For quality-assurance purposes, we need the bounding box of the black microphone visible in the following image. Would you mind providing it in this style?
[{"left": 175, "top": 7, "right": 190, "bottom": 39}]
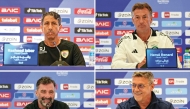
[{"left": 50, "top": 42, "right": 70, "bottom": 66}]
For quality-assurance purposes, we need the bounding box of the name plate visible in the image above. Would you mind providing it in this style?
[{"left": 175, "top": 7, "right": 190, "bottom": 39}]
[
  {"left": 146, "top": 48, "right": 177, "bottom": 68},
  {"left": 3, "top": 43, "right": 38, "bottom": 66}
]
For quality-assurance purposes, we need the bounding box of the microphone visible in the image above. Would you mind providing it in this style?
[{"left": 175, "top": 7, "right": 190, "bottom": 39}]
[{"left": 50, "top": 41, "right": 70, "bottom": 66}]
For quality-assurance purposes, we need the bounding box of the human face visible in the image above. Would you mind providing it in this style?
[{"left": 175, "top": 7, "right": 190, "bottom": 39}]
[
  {"left": 40, "top": 15, "right": 62, "bottom": 41},
  {"left": 132, "top": 8, "right": 152, "bottom": 33},
  {"left": 36, "top": 83, "right": 55, "bottom": 108},
  {"left": 132, "top": 77, "right": 154, "bottom": 103}
]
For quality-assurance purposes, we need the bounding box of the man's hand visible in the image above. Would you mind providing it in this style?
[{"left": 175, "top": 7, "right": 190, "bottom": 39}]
[{"left": 137, "top": 57, "right": 146, "bottom": 69}]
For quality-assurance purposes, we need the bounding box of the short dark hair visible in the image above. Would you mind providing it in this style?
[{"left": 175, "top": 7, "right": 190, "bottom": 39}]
[
  {"left": 41, "top": 11, "right": 61, "bottom": 25},
  {"left": 132, "top": 2, "right": 152, "bottom": 16},
  {"left": 36, "top": 76, "right": 56, "bottom": 89}
]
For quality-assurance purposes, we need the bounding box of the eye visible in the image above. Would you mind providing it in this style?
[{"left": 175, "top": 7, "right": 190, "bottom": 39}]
[{"left": 138, "top": 84, "right": 144, "bottom": 88}]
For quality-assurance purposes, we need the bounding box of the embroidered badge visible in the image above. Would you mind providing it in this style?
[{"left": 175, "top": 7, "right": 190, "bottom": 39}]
[{"left": 61, "top": 50, "right": 69, "bottom": 58}]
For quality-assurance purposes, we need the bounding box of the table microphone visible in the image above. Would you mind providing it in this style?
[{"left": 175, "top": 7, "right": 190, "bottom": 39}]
[{"left": 50, "top": 42, "right": 69, "bottom": 66}]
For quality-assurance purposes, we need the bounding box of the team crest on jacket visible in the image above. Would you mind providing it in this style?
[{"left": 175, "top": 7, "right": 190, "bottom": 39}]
[{"left": 61, "top": 50, "right": 69, "bottom": 58}]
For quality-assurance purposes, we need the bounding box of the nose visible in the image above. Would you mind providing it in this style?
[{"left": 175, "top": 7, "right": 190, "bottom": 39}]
[
  {"left": 48, "top": 24, "right": 53, "bottom": 30},
  {"left": 139, "top": 17, "right": 144, "bottom": 23}
]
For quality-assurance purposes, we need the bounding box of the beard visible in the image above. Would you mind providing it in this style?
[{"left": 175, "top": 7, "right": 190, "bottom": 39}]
[
  {"left": 40, "top": 97, "right": 54, "bottom": 108},
  {"left": 133, "top": 92, "right": 143, "bottom": 102}
]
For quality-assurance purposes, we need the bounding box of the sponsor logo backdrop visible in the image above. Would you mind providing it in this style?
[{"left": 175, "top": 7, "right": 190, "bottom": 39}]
[
  {"left": 96, "top": 70, "right": 190, "bottom": 109},
  {"left": 0, "top": 0, "right": 95, "bottom": 65},
  {"left": 0, "top": 71, "right": 94, "bottom": 109},
  {"left": 96, "top": 0, "right": 190, "bottom": 69}
]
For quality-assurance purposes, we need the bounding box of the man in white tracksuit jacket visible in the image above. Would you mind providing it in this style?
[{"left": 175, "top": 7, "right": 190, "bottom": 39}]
[
  {"left": 111, "top": 2, "right": 182, "bottom": 69},
  {"left": 111, "top": 28, "right": 182, "bottom": 69}
]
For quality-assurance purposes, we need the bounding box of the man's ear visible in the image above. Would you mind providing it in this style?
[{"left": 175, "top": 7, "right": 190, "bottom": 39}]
[
  {"left": 35, "top": 90, "right": 38, "bottom": 97},
  {"left": 59, "top": 24, "right": 62, "bottom": 31}
]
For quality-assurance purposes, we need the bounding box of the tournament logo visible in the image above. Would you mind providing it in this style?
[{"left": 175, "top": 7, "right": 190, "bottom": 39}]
[{"left": 61, "top": 50, "right": 69, "bottom": 58}]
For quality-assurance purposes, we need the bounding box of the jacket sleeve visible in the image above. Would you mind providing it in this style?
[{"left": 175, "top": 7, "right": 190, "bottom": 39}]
[
  {"left": 165, "top": 35, "right": 182, "bottom": 68},
  {"left": 168, "top": 103, "right": 174, "bottom": 109},
  {"left": 72, "top": 43, "right": 86, "bottom": 66},
  {"left": 111, "top": 38, "right": 139, "bottom": 69}
]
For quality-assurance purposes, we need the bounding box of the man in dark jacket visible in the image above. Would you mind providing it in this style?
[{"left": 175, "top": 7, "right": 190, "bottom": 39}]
[
  {"left": 38, "top": 11, "right": 85, "bottom": 66},
  {"left": 116, "top": 72, "right": 174, "bottom": 109},
  {"left": 24, "top": 77, "right": 69, "bottom": 109}
]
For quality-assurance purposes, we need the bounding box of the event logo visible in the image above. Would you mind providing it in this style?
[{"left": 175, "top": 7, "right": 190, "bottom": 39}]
[
  {"left": 162, "top": 21, "right": 182, "bottom": 27},
  {"left": 0, "top": 26, "right": 20, "bottom": 33},
  {"left": 96, "top": 47, "right": 112, "bottom": 54},
  {"left": 60, "top": 93, "right": 80, "bottom": 99},
  {"left": 0, "top": 35, "right": 20, "bottom": 42},
  {"left": 114, "top": 98, "right": 129, "bottom": 104},
  {"left": 14, "top": 84, "right": 34, "bottom": 90},
  {"left": 96, "top": 21, "right": 111, "bottom": 27},
  {"left": 0, "top": 17, "right": 20, "bottom": 24},
  {"left": 96, "top": 79, "right": 111, "bottom": 85},
  {"left": 166, "top": 88, "right": 187, "bottom": 95},
  {"left": 24, "top": 27, "right": 42, "bottom": 34},
  {"left": 75, "top": 27, "right": 94, "bottom": 34},
  {"left": 154, "top": 78, "right": 162, "bottom": 85},
  {"left": 185, "top": 12, "right": 190, "bottom": 18},
  {"left": 152, "top": 12, "right": 158, "bottom": 18},
  {"left": 96, "top": 88, "right": 111, "bottom": 95},
  {"left": 96, "top": 98, "right": 111, "bottom": 105},
  {"left": 114, "top": 88, "right": 132, "bottom": 95},
  {"left": 96, "top": 12, "right": 111, "bottom": 18},
  {"left": 162, "top": 12, "right": 182, "bottom": 18},
  {"left": 114, "top": 78, "right": 132, "bottom": 85},
  {"left": 79, "top": 46, "right": 91, "bottom": 52},
  {"left": 96, "top": 56, "right": 112, "bottom": 62},
  {"left": 74, "top": 37, "right": 94, "bottom": 43},
  {"left": 62, "top": 101, "right": 80, "bottom": 108},
  {"left": 49, "top": 8, "right": 71, "bottom": 15},
  {"left": 0, "top": 102, "right": 11, "bottom": 108},
  {"left": 153, "top": 88, "right": 162, "bottom": 95},
  {"left": 23, "top": 36, "right": 44, "bottom": 43},
  {"left": 96, "top": 30, "right": 111, "bottom": 36},
  {"left": 185, "top": 20, "right": 190, "bottom": 27},
  {"left": 166, "top": 78, "right": 187, "bottom": 85},
  {"left": 24, "top": 17, "right": 41, "bottom": 24},
  {"left": 83, "top": 92, "right": 94, "bottom": 99},
  {"left": 61, "top": 18, "right": 70, "bottom": 24},
  {"left": 61, "top": 84, "right": 80, "bottom": 90},
  {"left": 0, "top": 84, "right": 11, "bottom": 89},
  {"left": 176, "top": 47, "right": 182, "bottom": 54},
  {"left": 59, "top": 36, "right": 70, "bottom": 41},
  {"left": 0, "top": 7, "right": 20, "bottom": 14},
  {"left": 114, "top": 21, "right": 134, "bottom": 28},
  {"left": 115, "top": 12, "right": 131, "bottom": 18},
  {"left": 59, "top": 27, "right": 70, "bottom": 33},
  {"left": 14, "top": 92, "right": 34, "bottom": 99},
  {"left": 151, "top": 21, "right": 159, "bottom": 27},
  {"left": 114, "top": 30, "right": 134, "bottom": 36},
  {"left": 14, "top": 101, "right": 32, "bottom": 107},
  {"left": 74, "top": 18, "right": 94, "bottom": 25},
  {"left": 83, "top": 84, "right": 94, "bottom": 90},
  {"left": 0, "top": 93, "right": 11, "bottom": 98},
  {"left": 83, "top": 101, "right": 94, "bottom": 108},
  {"left": 25, "top": 8, "right": 45, "bottom": 14},
  {"left": 74, "top": 8, "right": 94, "bottom": 15},
  {"left": 96, "top": 39, "right": 112, "bottom": 45},
  {"left": 165, "top": 98, "right": 187, "bottom": 104}
]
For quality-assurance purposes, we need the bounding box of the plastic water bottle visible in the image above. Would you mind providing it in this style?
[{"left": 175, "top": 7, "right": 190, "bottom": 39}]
[
  {"left": 89, "top": 46, "right": 95, "bottom": 67},
  {"left": 183, "top": 50, "right": 190, "bottom": 68}
]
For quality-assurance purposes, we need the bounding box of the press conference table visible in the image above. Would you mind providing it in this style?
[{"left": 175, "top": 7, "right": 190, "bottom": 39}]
[{"left": 0, "top": 66, "right": 94, "bottom": 71}]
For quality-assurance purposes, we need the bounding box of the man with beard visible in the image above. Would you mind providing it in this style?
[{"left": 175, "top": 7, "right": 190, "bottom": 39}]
[
  {"left": 116, "top": 72, "right": 174, "bottom": 109},
  {"left": 24, "top": 76, "right": 69, "bottom": 109},
  {"left": 38, "top": 11, "right": 85, "bottom": 66},
  {"left": 111, "top": 2, "right": 182, "bottom": 69}
]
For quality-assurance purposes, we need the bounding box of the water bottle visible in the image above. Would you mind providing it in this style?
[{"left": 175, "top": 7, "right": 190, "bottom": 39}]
[
  {"left": 183, "top": 50, "right": 190, "bottom": 68},
  {"left": 89, "top": 46, "right": 95, "bottom": 67}
]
